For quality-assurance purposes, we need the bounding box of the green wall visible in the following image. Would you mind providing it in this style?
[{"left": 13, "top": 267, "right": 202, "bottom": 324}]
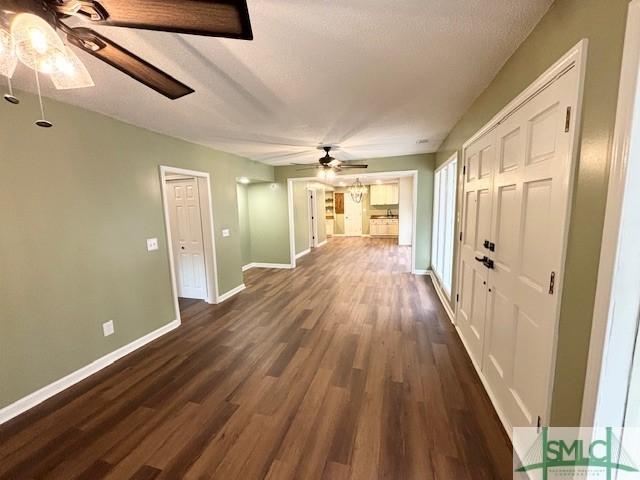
[
  {"left": 247, "top": 182, "right": 291, "bottom": 265},
  {"left": 0, "top": 91, "right": 273, "bottom": 409},
  {"left": 276, "top": 154, "right": 435, "bottom": 271},
  {"left": 237, "top": 184, "right": 252, "bottom": 267},
  {"left": 435, "top": 0, "right": 630, "bottom": 425}
]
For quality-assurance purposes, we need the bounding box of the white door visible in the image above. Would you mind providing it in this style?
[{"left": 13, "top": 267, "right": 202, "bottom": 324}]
[
  {"left": 167, "top": 178, "right": 207, "bottom": 300},
  {"left": 483, "top": 68, "right": 579, "bottom": 428},
  {"left": 344, "top": 192, "right": 363, "bottom": 236},
  {"left": 456, "top": 130, "right": 495, "bottom": 367},
  {"left": 456, "top": 66, "right": 580, "bottom": 429}
]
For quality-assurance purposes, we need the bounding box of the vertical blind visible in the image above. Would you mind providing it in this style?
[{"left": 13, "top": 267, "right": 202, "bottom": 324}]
[{"left": 431, "top": 158, "right": 457, "bottom": 297}]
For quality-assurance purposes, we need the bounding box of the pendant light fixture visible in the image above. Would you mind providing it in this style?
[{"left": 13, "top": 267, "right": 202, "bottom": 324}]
[{"left": 349, "top": 178, "right": 366, "bottom": 204}]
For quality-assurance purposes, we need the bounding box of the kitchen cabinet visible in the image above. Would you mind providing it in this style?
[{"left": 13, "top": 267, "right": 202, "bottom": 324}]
[
  {"left": 326, "top": 219, "right": 334, "bottom": 236},
  {"left": 370, "top": 218, "right": 399, "bottom": 236},
  {"left": 370, "top": 184, "right": 399, "bottom": 205}
]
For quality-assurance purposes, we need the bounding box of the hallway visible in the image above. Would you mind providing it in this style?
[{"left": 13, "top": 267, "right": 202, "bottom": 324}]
[{"left": 0, "top": 238, "right": 512, "bottom": 479}]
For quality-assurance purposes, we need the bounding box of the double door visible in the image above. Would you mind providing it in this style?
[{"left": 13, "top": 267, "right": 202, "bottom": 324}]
[{"left": 456, "top": 67, "right": 579, "bottom": 429}]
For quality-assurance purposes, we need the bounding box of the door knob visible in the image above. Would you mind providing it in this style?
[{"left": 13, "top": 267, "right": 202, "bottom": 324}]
[
  {"left": 181, "top": 246, "right": 185, "bottom": 250},
  {"left": 475, "top": 255, "right": 487, "bottom": 262}
]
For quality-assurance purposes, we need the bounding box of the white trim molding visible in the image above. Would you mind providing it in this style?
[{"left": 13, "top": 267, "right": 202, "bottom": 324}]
[
  {"left": 159, "top": 166, "right": 220, "bottom": 311},
  {"left": 413, "top": 269, "right": 429, "bottom": 275},
  {"left": 317, "top": 239, "right": 328, "bottom": 247},
  {"left": 0, "top": 319, "right": 180, "bottom": 425},
  {"left": 428, "top": 271, "right": 455, "bottom": 323},
  {"left": 252, "top": 263, "right": 293, "bottom": 269},
  {"left": 295, "top": 248, "right": 311, "bottom": 260},
  {"left": 582, "top": 0, "right": 640, "bottom": 428},
  {"left": 217, "top": 283, "right": 246, "bottom": 303},
  {"left": 242, "top": 264, "right": 253, "bottom": 272}
]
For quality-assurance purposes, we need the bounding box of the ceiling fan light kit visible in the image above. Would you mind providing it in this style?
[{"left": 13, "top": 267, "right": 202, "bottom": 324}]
[{"left": 0, "top": 0, "right": 253, "bottom": 125}]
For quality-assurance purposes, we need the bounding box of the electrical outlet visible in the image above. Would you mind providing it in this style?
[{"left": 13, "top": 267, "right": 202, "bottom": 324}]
[
  {"left": 147, "top": 238, "right": 159, "bottom": 251},
  {"left": 222, "top": 229, "right": 230, "bottom": 238},
  {"left": 103, "top": 320, "right": 114, "bottom": 337}
]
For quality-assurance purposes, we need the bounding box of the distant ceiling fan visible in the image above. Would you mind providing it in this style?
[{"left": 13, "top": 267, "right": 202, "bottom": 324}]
[
  {"left": 297, "top": 146, "right": 369, "bottom": 174},
  {"left": 0, "top": 0, "right": 253, "bottom": 106}
]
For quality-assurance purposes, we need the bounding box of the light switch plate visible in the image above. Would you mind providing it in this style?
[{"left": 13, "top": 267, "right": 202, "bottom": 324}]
[
  {"left": 103, "top": 320, "right": 114, "bottom": 337},
  {"left": 222, "top": 229, "right": 230, "bottom": 238},
  {"left": 147, "top": 238, "right": 159, "bottom": 251}
]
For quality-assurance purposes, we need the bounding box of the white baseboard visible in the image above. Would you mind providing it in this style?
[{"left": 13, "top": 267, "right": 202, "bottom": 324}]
[
  {"left": 251, "top": 263, "right": 293, "bottom": 269},
  {"left": 332, "top": 234, "right": 345, "bottom": 237},
  {"left": 242, "top": 263, "right": 254, "bottom": 272},
  {"left": 0, "top": 319, "right": 180, "bottom": 425},
  {"left": 413, "top": 269, "right": 429, "bottom": 275},
  {"left": 428, "top": 272, "right": 455, "bottom": 323},
  {"left": 454, "top": 324, "right": 513, "bottom": 441},
  {"left": 317, "top": 240, "right": 328, "bottom": 247},
  {"left": 295, "top": 249, "right": 311, "bottom": 259},
  {"left": 217, "top": 283, "right": 246, "bottom": 303}
]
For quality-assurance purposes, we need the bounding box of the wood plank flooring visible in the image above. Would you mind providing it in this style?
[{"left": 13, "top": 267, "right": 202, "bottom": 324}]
[{"left": 0, "top": 237, "right": 512, "bottom": 479}]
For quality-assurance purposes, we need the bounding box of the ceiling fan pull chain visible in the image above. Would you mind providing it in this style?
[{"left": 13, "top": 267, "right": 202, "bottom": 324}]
[
  {"left": 3, "top": 77, "right": 20, "bottom": 105},
  {"left": 33, "top": 66, "right": 53, "bottom": 128}
]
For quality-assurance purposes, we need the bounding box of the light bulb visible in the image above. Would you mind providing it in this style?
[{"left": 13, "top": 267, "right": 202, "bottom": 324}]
[
  {"left": 50, "top": 47, "right": 94, "bottom": 89},
  {"left": 54, "top": 53, "right": 74, "bottom": 75},
  {"left": 30, "top": 28, "right": 47, "bottom": 54},
  {"left": 12, "top": 13, "right": 65, "bottom": 73}
]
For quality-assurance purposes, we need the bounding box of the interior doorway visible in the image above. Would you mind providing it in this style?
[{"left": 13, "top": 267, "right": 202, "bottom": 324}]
[{"left": 160, "top": 167, "right": 219, "bottom": 320}]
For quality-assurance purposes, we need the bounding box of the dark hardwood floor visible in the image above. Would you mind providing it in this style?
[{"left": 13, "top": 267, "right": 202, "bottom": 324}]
[{"left": 0, "top": 237, "right": 512, "bottom": 479}]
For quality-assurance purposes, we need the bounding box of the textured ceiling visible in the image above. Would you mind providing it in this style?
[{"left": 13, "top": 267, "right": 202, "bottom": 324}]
[{"left": 9, "top": 0, "right": 553, "bottom": 165}]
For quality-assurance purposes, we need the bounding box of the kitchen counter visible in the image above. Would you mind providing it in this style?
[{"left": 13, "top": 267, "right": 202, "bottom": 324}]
[{"left": 370, "top": 215, "right": 399, "bottom": 219}]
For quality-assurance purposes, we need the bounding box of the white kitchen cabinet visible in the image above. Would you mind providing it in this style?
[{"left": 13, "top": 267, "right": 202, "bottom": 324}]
[
  {"left": 326, "top": 219, "right": 334, "bottom": 236},
  {"left": 369, "top": 218, "right": 399, "bottom": 236},
  {"left": 370, "top": 184, "right": 399, "bottom": 205}
]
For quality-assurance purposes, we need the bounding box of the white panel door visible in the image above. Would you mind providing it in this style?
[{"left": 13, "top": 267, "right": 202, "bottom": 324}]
[
  {"left": 455, "top": 131, "right": 495, "bottom": 367},
  {"left": 483, "top": 68, "right": 579, "bottom": 428},
  {"left": 344, "top": 193, "right": 363, "bottom": 236},
  {"left": 167, "top": 179, "right": 207, "bottom": 300}
]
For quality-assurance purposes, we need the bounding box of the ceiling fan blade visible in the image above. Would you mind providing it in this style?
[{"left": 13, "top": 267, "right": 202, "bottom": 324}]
[
  {"left": 71, "top": 0, "right": 253, "bottom": 40},
  {"left": 340, "top": 165, "right": 369, "bottom": 169},
  {"left": 66, "top": 27, "right": 194, "bottom": 99},
  {"left": 297, "top": 166, "right": 323, "bottom": 171}
]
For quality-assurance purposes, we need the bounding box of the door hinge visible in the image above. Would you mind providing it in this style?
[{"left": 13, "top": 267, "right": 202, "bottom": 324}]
[
  {"left": 456, "top": 294, "right": 459, "bottom": 303},
  {"left": 463, "top": 165, "right": 466, "bottom": 175},
  {"left": 548, "top": 271, "right": 556, "bottom": 294},
  {"left": 565, "top": 106, "right": 572, "bottom": 133},
  {"left": 459, "top": 231, "right": 463, "bottom": 242}
]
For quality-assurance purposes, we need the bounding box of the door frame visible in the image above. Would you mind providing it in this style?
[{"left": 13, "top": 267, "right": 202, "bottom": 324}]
[
  {"left": 287, "top": 171, "right": 418, "bottom": 272},
  {"left": 307, "top": 188, "right": 318, "bottom": 248},
  {"left": 452, "top": 39, "right": 588, "bottom": 437},
  {"left": 431, "top": 152, "right": 458, "bottom": 299},
  {"left": 160, "top": 166, "right": 220, "bottom": 322},
  {"left": 581, "top": 0, "right": 640, "bottom": 429}
]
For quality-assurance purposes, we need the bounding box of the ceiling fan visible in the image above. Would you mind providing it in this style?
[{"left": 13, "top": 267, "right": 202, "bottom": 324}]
[
  {"left": 0, "top": 0, "right": 253, "bottom": 105},
  {"left": 297, "top": 146, "right": 369, "bottom": 174}
]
